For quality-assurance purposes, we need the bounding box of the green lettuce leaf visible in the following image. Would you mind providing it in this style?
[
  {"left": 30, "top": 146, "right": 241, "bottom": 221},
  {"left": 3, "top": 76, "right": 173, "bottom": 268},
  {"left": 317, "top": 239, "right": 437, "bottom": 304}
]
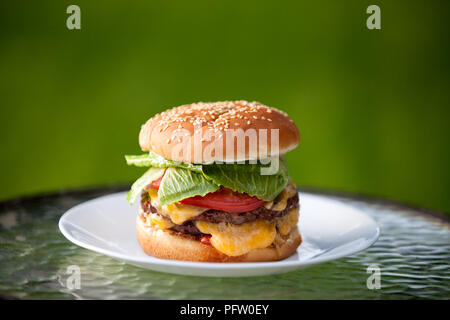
[
  {"left": 126, "top": 167, "right": 165, "bottom": 205},
  {"left": 158, "top": 167, "right": 220, "bottom": 206},
  {"left": 125, "top": 152, "right": 290, "bottom": 205},
  {"left": 202, "top": 157, "right": 289, "bottom": 201},
  {"left": 125, "top": 152, "right": 203, "bottom": 173}
]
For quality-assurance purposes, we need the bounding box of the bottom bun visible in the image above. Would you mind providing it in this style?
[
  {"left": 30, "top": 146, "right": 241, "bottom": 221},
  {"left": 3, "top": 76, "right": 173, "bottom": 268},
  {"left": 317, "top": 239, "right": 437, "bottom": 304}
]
[{"left": 136, "top": 214, "right": 302, "bottom": 262}]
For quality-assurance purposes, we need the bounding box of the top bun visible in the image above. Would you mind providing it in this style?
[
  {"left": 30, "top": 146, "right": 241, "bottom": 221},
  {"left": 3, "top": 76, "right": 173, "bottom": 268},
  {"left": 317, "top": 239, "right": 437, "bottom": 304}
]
[{"left": 139, "top": 100, "right": 300, "bottom": 163}]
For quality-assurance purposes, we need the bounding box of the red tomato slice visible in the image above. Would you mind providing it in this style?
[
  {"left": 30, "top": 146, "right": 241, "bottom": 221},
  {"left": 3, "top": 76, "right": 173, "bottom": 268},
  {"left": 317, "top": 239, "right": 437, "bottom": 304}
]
[
  {"left": 150, "top": 176, "right": 163, "bottom": 190},
  {"left": 180, "top": 187, "right": 265, "bottom": 213},
  {"left": 149, "top": 174, "right": 265, "bottom": 213}
]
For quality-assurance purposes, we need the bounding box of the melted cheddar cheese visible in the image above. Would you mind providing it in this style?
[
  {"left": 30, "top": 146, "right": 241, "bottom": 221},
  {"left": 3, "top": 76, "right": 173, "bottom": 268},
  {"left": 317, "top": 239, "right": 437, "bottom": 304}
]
[
  {"left": 264, "top": 183, "right": 297, "bottom": 211},
  {"left": 148, "top": 189, "right": 208, "bottom": 225},
  {"left": 276, "top": 208, "right": 299, "bottom": 236},
  {"left": 195, "top": 220, "right": 277, "bottom": 256},
  {"left": 145, "top": 212, "right": 175, "bottom": 229}
]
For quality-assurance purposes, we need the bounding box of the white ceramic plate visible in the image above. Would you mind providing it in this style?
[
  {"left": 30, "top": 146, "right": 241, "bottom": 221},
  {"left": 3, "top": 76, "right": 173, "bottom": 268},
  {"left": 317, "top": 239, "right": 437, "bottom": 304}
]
[{"left": 59, "top": 192, "right": 379, "bottom": 277}]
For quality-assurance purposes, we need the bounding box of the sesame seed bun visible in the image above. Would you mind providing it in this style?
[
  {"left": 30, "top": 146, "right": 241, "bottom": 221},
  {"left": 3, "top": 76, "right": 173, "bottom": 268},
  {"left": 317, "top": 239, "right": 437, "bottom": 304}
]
[
  {"left": 139, "top": 101, "right": 300, "bottom": 163},
  {"left": 136, "top": 213, "right": 302, "bottom": 263}
]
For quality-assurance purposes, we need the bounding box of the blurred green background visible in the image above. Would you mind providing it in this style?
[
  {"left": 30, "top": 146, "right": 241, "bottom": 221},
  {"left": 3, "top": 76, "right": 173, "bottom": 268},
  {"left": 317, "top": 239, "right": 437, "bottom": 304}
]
[{"left": 0, "top": 1, "right": 449, "bottom": 212}]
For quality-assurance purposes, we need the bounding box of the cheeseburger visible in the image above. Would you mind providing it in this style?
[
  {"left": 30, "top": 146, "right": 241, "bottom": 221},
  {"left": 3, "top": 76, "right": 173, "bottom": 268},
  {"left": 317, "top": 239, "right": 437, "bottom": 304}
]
[{"left": 125, "top": 101, "right": 301, "bottom": 262}]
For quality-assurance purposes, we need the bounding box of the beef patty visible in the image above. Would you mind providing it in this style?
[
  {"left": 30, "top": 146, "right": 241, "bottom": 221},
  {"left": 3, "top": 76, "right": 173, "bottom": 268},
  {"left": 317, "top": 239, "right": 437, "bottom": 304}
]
[{"left": 140, "top": 191, "right": 299, "bottom": 236}]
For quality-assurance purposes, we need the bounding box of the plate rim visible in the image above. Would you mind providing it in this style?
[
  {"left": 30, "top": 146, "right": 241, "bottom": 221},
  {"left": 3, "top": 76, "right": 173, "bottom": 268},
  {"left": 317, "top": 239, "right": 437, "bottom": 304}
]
[{"left": 59, "top": 191, "right": 380, "bottom": 271}]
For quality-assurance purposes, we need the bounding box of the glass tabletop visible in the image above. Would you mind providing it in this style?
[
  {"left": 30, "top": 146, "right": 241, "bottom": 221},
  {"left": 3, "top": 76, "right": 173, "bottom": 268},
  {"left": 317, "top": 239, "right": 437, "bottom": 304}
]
[{"left": 0, "top": 186, "right": 448, "bottom": 299}]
